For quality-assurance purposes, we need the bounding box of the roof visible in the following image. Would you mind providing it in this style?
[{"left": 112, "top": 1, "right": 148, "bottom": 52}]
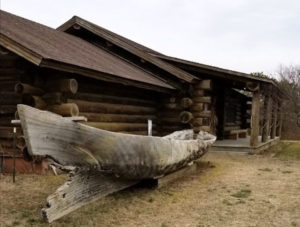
[
  {"left": 153, "top": 54, "right": 276, "bottom": 84},
  {"left": 0, "top": 10, "right": 174, "bottom": 91},
  {"left": 58, "top": 16, "right": 277, "bottom": 86},
  {"left": 57, "top": 16, "right": 197, "bottom": 84}
]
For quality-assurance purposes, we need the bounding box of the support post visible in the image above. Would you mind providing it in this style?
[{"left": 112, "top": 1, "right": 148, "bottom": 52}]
[
  {"left": 276, "top": 101, "right": 283, "bottom": 138},
  {"left": 262, "top": 87, "right": 272, "bottom": 142},
  {"left": 250, "top": 88, "right": 260, "bottom": 147},
  {"left": 271, "top": 99, "right": 278, "bottom": 139}
]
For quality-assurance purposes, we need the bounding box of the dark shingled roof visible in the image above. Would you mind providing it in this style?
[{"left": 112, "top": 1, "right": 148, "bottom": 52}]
[
  {"left": 0, "top": 10, "right": 174, "bottom": 90},
  {"left": 58, "top": 16, "right": 275, "bottom": 85},
  {"left": 57, "top": 16, "right": 198, "bottom": 83}
]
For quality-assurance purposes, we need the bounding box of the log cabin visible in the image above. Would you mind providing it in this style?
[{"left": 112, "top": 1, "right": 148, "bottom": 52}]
[{"left": 0, "top": 10, "right": 282, "bottom": 173}]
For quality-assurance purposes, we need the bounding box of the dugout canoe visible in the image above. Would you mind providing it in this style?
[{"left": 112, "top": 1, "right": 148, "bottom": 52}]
[{"left": 18, "top": 104, "right": 216, "bottom": 179}]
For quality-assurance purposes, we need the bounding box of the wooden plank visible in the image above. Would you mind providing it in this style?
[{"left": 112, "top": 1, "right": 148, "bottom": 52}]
[
  {"left": 271, "top": 100, "right": 278, "bottom": 139},
  {"left": 74, "top": 92, "right": 155, "bottom": 107},
  {"left": 43, "top": 170, "right": 138, "bottom": 223},
  {"left": 69, "top": 99, "right": 156, "bottom": 114},
  {"left": 262, "top": 89, "right": 272, "bottom": 142},
  {"left": 250, "top": 89, "right": 260, "bottom": 147}
]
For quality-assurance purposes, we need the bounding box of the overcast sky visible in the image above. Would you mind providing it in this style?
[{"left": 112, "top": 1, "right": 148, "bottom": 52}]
[{"left": 1, "top": 0, "right": 300, "bottom": 77}]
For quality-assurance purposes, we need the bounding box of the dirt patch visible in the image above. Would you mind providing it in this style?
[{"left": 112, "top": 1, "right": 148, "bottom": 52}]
[{"left": 0, "top": 152, "right": 299, "bottom": 227}]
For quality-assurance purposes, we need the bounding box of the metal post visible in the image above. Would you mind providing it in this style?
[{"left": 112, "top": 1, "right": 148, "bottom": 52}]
[
  {"left": 13, "top": 127, "right": 16, "bottom": 183},
  {"left": 148, "top": 119, "right": 152, "bottom": 136}
]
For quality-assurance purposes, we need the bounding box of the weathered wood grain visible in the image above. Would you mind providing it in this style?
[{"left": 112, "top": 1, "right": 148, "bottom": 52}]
[{"left": 43, "top": 169, "right": 137, "bottom": 223}]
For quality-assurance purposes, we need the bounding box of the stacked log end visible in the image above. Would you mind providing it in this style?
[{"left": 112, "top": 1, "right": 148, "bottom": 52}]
[{"left": 190, "top": 80, "right": 212, "bottom": 135}]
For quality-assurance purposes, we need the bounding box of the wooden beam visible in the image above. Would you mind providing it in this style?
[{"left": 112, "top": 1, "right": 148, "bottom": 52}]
[
  {"left": 271, "top": 99, "right": 278, "bottom": 139},
  {"left": 276, "top": 102, "right": 283, "bottom": 138},
  {"left": 262, "top": 88, "right": 272, "bottom": 142},
  {"left": 250, "top": 88, "right": 260, "bottom": 147}
]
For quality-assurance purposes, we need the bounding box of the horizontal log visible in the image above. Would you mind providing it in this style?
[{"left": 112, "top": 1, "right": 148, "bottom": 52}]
[
  {"left": 0, "top": 105, "right": 17, "bottom": 115},
  {"left": 74, "top": 92, "right": 155, "bottom": 107},
  {"left": 191, "top": 118, "right": 204, "bottom": 127},
  {"left": 159, "top": 117, "right": 180, "bottom": 123},
  {"left": 78, "top": 82, "right": 157, "bottom": 100},
  {"left": 194, "top": 80, "right": 211, "bottom": 90},
  {"left": 23, "top": 95, "right": 47, "bottom": 109},
  {"left": 179, "top": 111, "right": 193, "bottom": 124},
  {"left": 163, "top": 103, "right": 177, "bottom": 109},
  {"left": 0, "top": 139, "right": 13, "bottom": 149},
  {"left": 69, "top": 99, "right": 156, "bottom": 114},
  {"left": 82, "top": 122, "right": 153, "bottom": 132},
  {"left": 0, "top": 126, "right": 21, "bottom": 139},
  {"left": 0, "top": 92, "right": 22, "bottom": 105},
  {"left": 191, "top": 103, "right": 204, "bottom": 112},
  {"left": 0, "top": 81, "right": 17, "bottom": 91},
  {"left": 0, "top": 116, "right": 15, "bottom": 126},
  {"left": 42, "top": 92, "right": 66, "bottom": 105},
  {"left": 80, "top": 112, "right": 156, "bottom": 123},
  {"left": 159, "top": 125, "right": 185, "bottom": 131},
  {"left": 193, "top": 126, "right": 211, "bottom": 133},
  {"left": 224, "top": 126, "right": 241, "bottom": 131},
  {"left": 180, "top": 98, "right": 193, "bottom": 109},
  {"left": 193, "top": 111, "right": 211, "bottom": 118},
  {"left": 47, "top": 103, "right": 79, "bottom": 116},
  {"left": 15, "top": 83, "right": 44, "bottom": 95},
  {"left": 193, "top": 96, "right": 212, "bottom": 104},
  {"left": 191, "top": 89, "right": 205, "bottom": 97},
  {"left": 162, "top": 97, "right": 176, "bottom": 104},
  {"left": 46, "top": 79, "right": 78, "bottom": 94}
]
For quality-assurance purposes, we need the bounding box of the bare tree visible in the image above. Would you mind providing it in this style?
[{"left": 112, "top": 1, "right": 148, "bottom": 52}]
[{"left": 277, "top": 65, "right": 300, "bottom": 127}]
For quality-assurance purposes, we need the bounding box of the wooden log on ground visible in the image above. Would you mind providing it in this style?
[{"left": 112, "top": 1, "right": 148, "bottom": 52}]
[
  {"left": 47, "top": 103, "right": 79, "bottom": 116},
  {"left": 69, "top": 99, "right": 156, "bottom": 114},
  {"left": 81, "top": 113, "right": 156, "bottom": 123},
  {"left": 179, "top": 111, "right": 193, "bottom": 124},
  {"left": 82, "top": 122, "right": 151, "bottom": 132},
  {"left": 46, "top": 79, "right": 78, "bottom": 94},
  {"left": 74, "top": 92, "right": 155, "bottom": 106},
  {"left": 42, "top": 170, "right": 138, "bottom": 223},
  {"left": 180, "top": 98, "right": 193, "bottom": 109},
  {"left": 15, "top": 83, "right": 44, "bottom": 95}
]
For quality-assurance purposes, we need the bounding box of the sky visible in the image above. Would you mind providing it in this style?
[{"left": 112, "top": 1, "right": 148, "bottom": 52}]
[{"left": 1, "top": 0, "right": 300, "bottom": 77}]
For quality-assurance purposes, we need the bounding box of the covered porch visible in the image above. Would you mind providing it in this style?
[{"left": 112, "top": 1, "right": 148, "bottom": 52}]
[{"left": 211, "top": 136, "right": 280, "bottom": 153}]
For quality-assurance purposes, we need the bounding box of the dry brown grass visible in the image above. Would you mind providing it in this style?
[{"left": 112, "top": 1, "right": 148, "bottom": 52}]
[{"left": 1, "top": 151, "right": 300, "bottom": 227}]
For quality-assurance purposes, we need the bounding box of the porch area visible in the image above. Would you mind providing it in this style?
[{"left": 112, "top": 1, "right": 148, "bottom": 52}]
[{"left": 211, "top": 136, "right": 280, "bottom": 153}]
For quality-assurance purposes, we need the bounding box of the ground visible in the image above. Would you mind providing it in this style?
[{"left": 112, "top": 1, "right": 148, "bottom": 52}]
[{"left": 0, "top": 142, "right": 300, "bottom": 227}]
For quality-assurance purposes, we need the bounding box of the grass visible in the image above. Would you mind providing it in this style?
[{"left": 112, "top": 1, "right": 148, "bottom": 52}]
[
  {"left": 0, "top": 152, "right": 299, "bottom": 226},
  {"left": 267, "top": 141, "right": 300, "bottom": 160},
  {"left": 231, "top": 189, "right": 252, "bottom": 198}
]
